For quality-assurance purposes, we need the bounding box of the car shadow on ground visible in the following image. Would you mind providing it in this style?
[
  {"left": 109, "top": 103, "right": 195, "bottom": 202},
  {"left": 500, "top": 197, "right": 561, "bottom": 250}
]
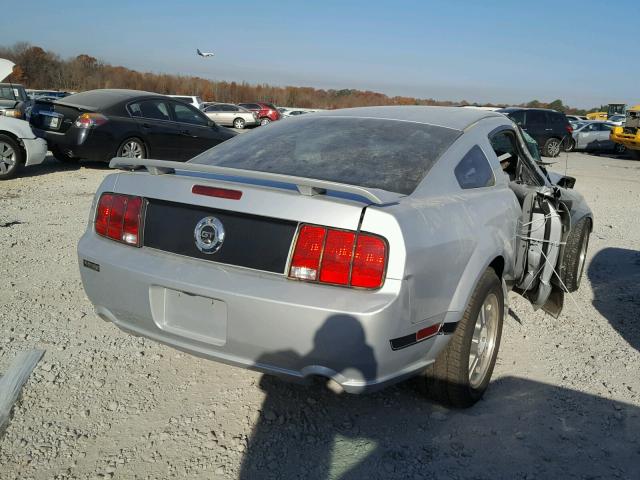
[
  {"left": 17, "top": 156, "right": 110, "bottom": 179},
  {"left": 588, "top": 247, "right": 640, "bottom": 354},
  {"left": 239, "top": 314, "right": 640, "bottom": 480}
]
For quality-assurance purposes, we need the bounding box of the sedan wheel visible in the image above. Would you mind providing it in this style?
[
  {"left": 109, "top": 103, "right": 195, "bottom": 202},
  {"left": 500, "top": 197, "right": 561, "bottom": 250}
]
[
  {"left": 260, "top": 118, "right": 271, "bottom": 126},
  {"left": 117, "top": 138, "right": 146, "bottom": 159},
  {"left": 233, "top": 118, "right": 246, "bottom": 129},
  {"left": 0, "top": 135, "right": 24, "bottom": 180},
  {"left": 565, "top": 139, "right": 575, "bottom": 152}
]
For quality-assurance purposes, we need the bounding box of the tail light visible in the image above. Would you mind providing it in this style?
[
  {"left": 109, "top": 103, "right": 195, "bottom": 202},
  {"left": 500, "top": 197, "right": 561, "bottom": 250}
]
[
  {"left": 95, "top": 193, "right": 143, "bottom": 246},
  {"left": 289, "top": 224, "right": 387, "bottom": 289},
  {"left": 566, "top": 125, "right": 573, "bottom": 134},
  {"left": 75, "top": 113, "right": 108, "bottom": 128}
]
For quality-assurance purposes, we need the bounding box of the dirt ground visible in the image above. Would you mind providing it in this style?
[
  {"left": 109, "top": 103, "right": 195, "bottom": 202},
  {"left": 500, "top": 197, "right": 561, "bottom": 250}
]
[{"left": 1, "top": 151, "right": 639, "bottom": 480}]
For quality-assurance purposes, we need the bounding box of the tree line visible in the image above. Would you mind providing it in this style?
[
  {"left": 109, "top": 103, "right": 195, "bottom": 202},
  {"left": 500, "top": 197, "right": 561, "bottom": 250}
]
[{"left": 1, "top": 42, "right": 594, "bottom": 114}]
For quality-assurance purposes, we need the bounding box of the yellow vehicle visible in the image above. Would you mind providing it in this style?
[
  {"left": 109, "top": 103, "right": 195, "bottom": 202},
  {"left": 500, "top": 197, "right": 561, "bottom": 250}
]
[
  {"left": 610, "top": 104, "right": 640, "bottom": 160},
  {"left": 586, "top": 111, "right": 607, "bottom": 120},
  {"left": 587, "top": 103, "right": 626, "bottom": 121}
]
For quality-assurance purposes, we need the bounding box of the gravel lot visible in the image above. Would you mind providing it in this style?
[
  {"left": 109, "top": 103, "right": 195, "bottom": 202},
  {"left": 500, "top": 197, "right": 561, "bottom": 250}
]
[{"left": 1, "top": 151, "right": 639, "bottom": 480}]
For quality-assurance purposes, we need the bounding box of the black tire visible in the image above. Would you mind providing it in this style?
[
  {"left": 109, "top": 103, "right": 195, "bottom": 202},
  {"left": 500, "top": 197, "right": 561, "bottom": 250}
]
[
  {"left": 421, "top": 269, "right": 504, "bottom": 408},
  {"left": 259, "top": 118, "right": 271, "bottom": 126},
  {"left": 543, "top": 137, "right": 562, "bottom": 157},
  {"left": 565, "top": 138, "right": 575, "bottom": 152},
  {"left": 0, "top": 134, "right": 23, "bottom": 180},
  {"left": 51, "top": 146, "right": 79, "bottom": 164},
  {"left": 613, "top": 143, "right": 626, "bottom": 155},
  {"left": 559, "top": 217, "right": 590, "bottom": 292},
  {"left": 233, "top": 118, "right": 246, "bottom": 129},
  {"left": 116, "top": 137, "right": 146, "bottom": 159},
  {"left": 630, "top": 149, "right": 640, "bottom": 160}
]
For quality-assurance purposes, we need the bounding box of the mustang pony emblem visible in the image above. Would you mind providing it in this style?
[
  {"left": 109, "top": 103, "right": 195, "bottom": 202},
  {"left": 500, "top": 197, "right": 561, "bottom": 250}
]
[{"left": 194, "top": 217, "right": 225, "bottom": 254}]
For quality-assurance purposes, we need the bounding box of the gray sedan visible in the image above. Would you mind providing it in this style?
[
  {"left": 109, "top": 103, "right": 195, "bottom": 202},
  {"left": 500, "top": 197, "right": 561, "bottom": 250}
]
[
  {"left": 568, "top": 120, "right": 625, "bottom": 153},
  {"left": 78, "top": 107, "right": 592, "bottom": 407},
  {"left": 203, "top": 103, "right": 258, "bottom": 129}
]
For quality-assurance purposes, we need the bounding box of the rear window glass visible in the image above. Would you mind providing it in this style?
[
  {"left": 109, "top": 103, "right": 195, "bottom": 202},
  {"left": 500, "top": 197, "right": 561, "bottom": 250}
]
[{"left": 191, "top": 116, "right": 460, "bottom": 195}]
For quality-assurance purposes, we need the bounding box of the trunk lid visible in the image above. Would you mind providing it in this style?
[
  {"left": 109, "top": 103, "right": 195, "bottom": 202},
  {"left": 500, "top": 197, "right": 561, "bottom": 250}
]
[{"left": 29, "top": 99, "right": 89, "bottom": 133}]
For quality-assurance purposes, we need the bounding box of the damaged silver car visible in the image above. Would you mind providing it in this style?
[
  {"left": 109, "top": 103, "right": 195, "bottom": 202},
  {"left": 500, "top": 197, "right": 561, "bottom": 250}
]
[{"left": 78, "top": 106, "right": 592, "bottom": 407}]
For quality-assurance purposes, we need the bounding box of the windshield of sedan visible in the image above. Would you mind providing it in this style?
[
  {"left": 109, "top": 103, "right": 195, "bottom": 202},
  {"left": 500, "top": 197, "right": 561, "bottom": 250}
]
[{"left": 190, "top": 116, "right": 461, "bottom": 194}]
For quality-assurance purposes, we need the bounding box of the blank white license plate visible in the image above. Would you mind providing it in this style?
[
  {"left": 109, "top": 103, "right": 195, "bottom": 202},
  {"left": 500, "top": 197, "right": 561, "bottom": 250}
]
[{"left": 151, "top": 288, "right": 227, "bottom": 346}]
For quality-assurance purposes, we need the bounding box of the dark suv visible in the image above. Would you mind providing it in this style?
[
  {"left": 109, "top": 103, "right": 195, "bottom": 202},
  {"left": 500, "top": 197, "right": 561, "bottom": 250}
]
[{"left": 497, "top": 108, "right": 572, "bottom": 157}]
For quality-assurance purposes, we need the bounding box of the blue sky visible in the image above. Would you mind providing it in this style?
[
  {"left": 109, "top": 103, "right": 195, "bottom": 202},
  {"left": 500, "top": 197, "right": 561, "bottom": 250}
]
[{"left": 1, "top": 0, "right": 638, "bottom": 108}]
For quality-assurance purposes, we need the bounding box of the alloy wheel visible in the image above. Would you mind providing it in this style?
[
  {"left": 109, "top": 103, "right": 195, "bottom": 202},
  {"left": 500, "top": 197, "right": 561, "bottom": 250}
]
[
  {"left": 0, "top": 141, "right": 16, "bottom": 175},
  {"left": 120, "top": 140, "right": 144, "bottom": 158},
  {"left": 468, "top": 293, "right": 500, "bottom": 389},
  {"left": 576, "top": 231, "right": 590, "bottom": 288}
]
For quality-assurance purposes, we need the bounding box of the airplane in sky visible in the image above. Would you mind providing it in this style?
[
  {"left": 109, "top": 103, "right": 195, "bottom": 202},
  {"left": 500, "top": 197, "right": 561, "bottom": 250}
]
[{"left": 197, "top": 48, "right": 214, "bottom": 58}]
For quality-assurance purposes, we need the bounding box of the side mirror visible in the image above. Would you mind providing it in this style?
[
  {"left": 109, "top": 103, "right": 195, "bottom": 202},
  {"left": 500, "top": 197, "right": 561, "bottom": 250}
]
[
  {"left": 556, "top": 175, "right": 576, "bottom": 189},
  {"left": 208, "top": 119, "right": 218, "bottom": 129}
]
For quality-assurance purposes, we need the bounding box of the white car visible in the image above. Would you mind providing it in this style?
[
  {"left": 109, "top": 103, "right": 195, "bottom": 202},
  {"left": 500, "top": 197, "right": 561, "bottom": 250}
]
[
  {"left": 203, "top": 103, "right": 259, "bottom": 129},
  {"left": 607, "top": 114, "right": 626, "bottom": 126},
  {"left": 166, "top": 95, "right": 206, "bottom": 110},
  {"left": 0, "top": 115, "right": 48, "bottom": 180}
]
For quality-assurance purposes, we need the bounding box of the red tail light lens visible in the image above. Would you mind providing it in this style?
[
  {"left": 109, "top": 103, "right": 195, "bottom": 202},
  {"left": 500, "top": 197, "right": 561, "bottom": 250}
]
[
  {"left": 289, "top": 225, "right": 326, "bottom": 280},
  {"left": 75, "top": 113, "right": 108, "bottom": 129},
  {"left": 351, "top": 234, "right": 387, "bottom": 288},
  {"left": 95, "top": 193, "right": 143, "bottom": 246},
  {"left": 566, "top": 125, "right": 573, "bottom": 134},
  {"left": 289, "top": 224, "right": 387, "bottom": 289},
  {"left": 319, "top": 230, "right": 356, "bottom": 285}
]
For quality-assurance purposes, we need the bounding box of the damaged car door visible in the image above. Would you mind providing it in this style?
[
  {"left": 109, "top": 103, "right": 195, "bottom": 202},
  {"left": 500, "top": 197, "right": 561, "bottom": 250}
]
[{"left": 489, "top": 127, "right": 570, "bottom": 317}]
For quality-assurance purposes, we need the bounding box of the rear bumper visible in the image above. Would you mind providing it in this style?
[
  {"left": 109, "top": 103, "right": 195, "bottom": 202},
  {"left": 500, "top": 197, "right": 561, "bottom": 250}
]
[
  {"left": 33, "top": 126, "right": 116, "bottom": 161},
  {"left": 78, "top": 232, "right": 451, "bottom": 393},
  {"left": 22, "top": 137, "right": 48, "bottom": 167}
]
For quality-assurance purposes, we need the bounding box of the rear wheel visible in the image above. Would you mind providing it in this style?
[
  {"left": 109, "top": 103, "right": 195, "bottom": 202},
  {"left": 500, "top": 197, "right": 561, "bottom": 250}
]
[
  {"left": 421, "top": 269, "right": 504, "bottom": 408},
  {"left": 51, "top": 146, "right": 79, "bottom": 164},
  {"left": 543, "top": 137, "right": 562, "bottom": 157},
  {"left": 629, "top": 149, "right": 640, "bottom": 160},
  {"left": 0, "top": 134, "right": 23, "bottom": 180},
  {"left": 259, "top": 118, "right": 271, "bottom": 126},
  {"left": 117, "top": 138, "right": 146, "bottom": 159},
  {"left": 233, "top": 118, "right": 246, "bottom": 129},
  {"left": 559, "top": 217, "right": 590, "bottom": 292}
]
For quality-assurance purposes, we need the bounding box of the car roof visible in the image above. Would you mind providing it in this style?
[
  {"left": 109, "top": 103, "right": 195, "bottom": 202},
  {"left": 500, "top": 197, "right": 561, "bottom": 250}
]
[
  {"left": 55, "top": 89, "right": 160, "bottom": 110},
  {"left": 312, "top": 106, "right": 503, "bottom": 131},
  {"left": 498, "top": 107, "right": 561, "bottom": 113}
]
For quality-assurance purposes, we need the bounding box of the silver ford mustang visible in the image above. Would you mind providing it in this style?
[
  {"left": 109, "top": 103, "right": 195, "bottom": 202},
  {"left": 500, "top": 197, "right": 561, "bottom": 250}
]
[{"left": 78, "top": 107, "right": 592, "bottom": 407}]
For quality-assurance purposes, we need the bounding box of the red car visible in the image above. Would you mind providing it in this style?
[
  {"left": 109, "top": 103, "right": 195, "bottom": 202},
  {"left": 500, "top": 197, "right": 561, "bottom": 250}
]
[{"left": 238, "top": 102, "right": 281, "bottom": 125}]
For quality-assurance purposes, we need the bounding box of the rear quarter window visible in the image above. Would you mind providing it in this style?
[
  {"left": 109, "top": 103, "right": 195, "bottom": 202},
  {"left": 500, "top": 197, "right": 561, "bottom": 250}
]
[
  {"left": 455, "top": 145, "right": 495, "bottom": 189},
  {"left": 191, "top": 116, "right": 461, "bottom": 195}
]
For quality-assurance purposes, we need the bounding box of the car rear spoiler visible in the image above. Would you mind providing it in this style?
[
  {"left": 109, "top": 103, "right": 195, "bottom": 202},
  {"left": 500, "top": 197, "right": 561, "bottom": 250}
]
[{"left": 109, "top": 157, "right": 400, "bottom": 205}]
